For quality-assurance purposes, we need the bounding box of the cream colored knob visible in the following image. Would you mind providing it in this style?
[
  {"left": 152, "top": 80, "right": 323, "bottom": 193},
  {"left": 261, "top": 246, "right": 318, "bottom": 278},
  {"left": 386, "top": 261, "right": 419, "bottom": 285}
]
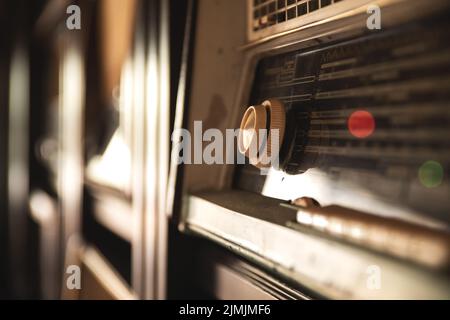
[{"left": 238, "top": 99, "right": 286, "bottom": 168}]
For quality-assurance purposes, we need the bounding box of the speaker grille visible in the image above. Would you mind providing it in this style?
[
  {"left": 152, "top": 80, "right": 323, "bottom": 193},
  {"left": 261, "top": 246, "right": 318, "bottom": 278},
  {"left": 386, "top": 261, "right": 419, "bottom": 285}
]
[{"left": 252, "top": 0, "right": 344, "bottom": 32}]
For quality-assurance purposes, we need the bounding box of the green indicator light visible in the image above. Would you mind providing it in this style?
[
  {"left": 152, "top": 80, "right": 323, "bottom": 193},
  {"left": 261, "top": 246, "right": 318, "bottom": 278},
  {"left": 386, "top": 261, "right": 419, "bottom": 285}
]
[{"left": 418, "top": 160, "right": 444, "bottom": 188}]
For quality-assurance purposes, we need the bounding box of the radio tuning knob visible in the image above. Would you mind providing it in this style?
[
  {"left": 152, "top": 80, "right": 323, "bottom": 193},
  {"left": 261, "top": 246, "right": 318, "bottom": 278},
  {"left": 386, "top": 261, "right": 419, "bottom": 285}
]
[{"left": 238, "top": 99, "right": 286, "bottom": 168}]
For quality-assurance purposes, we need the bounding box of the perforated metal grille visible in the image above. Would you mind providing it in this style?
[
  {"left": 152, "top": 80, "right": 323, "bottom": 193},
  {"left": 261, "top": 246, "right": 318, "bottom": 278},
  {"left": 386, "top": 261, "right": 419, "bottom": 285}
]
[{"left": 252, "top": 0, "right": 345, "bottom": 32}]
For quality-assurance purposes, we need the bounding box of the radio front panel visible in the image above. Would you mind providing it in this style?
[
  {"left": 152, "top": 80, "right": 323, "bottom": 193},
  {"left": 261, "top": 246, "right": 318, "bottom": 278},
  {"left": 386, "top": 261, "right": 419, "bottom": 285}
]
[
  {"left": 234, "top": 13, "right": 450, "bottom": 226},
  {"left": 179, "top": 0, "right": 450, "bottom": 299}
]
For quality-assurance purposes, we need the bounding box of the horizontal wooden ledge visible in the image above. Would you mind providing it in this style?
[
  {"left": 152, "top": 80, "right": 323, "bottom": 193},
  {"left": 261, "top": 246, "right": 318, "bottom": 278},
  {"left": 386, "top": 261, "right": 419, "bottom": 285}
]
[
  {"left": 79, "top": 246, "right": 136, "bottom": 300},
  {"left": 181, "top": 190, "right": 450, "bottom": 299}
]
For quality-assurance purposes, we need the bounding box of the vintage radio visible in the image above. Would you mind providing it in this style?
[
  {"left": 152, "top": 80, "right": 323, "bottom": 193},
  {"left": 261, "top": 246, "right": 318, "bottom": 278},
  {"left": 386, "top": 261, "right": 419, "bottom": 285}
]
[{"left": 173, "top": 0, "right": 450, "bottom": 299}]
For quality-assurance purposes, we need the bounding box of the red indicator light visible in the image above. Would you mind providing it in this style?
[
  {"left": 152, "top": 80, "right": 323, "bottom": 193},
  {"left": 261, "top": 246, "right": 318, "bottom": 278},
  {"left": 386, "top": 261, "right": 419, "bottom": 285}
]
[{"left": 348, "top": 110, "right": 375, "bottom": 138}]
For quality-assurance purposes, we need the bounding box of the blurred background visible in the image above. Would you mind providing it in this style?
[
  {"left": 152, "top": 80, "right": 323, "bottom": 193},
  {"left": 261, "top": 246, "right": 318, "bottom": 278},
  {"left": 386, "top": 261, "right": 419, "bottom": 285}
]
[{"left": 0, "top": 0, "right": 190, "bottom": 299}]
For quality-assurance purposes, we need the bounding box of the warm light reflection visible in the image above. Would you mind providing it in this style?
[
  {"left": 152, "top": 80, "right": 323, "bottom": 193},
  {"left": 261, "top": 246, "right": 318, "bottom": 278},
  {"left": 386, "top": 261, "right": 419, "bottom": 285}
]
[
  {"left": 297, "top": 211, "right": 313, "bottom": 225},
  {"left": 29, "top": 191, "right": 57, "bottom": 225},
  {"left": 329, "top": 220, "right": 343, "bottom": 235},
  {"left": 313, "top": 215, "right": 329, "bottom": 230},
  {"left": 86, "top": 130, "right": 131, "bottom": 191},
  {"left": 59, "top": 45, "right": 84, "bottom": 241},
  {"left": 350, "top": 225, "right": 363, "bottom": 240}
]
